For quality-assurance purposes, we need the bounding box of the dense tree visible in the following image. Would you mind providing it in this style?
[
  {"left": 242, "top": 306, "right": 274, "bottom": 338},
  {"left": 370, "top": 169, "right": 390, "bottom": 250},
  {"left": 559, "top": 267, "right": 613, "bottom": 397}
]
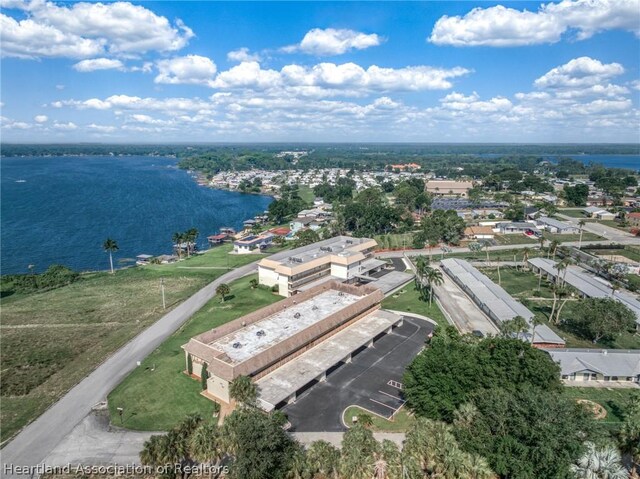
[
  {"left": 619, "top": 392, "right": 640, "bottom": 469},
  {"left": 564, "top": 184, "right": 589, "bottom": 207},
  {"left": 229, "top": 375, "right": 257, "bottom": 407},
  {"left": 306, "top": 440, "right": 340, "bottom": 479},
  {"left": 222, "top": 408, "right": 297, "bottom": 479},
  {"left": 564, "top": 298, "right": 636, "bottom": 343},
  {"left": 189, "top": 421, "right": 225, "bottom": 479},
  {"left": 340, "top": 424, "right": 379, "bottom": 479},
  {"left": 294, "top": 228, "right": 321, "bottom": 247},
  {"left": 415, "top": 209, "right": 465, "bottom": 246},
  {"left": 403, "top": 330, "right": 561, "bottom": 421},
  {"left": 454, "top": 387, "right": 599, "bottom": 479}
]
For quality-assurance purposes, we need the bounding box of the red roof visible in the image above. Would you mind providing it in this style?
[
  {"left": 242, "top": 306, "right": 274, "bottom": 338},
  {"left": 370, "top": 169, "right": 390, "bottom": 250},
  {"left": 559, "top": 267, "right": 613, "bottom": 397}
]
[
  {"left": 269, "top": 227, "right": 291, "bottom": 236},
  {"left": 628, "top": 212, "right": 640, "bottom": 219},
  {"left": 208, "top": 234, "right": 227, "bottom": 240}
]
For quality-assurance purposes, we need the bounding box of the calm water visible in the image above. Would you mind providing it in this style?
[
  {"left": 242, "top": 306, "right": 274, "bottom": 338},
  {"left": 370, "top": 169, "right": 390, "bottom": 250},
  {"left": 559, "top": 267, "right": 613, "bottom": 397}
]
[{"left": 1, "top": 156, "right": 272, "bottom": 274}]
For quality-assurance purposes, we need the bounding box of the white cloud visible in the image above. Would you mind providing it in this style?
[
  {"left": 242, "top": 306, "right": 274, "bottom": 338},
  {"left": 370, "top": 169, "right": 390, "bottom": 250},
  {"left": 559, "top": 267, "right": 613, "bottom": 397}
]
[
  {"left": 34, "top": 115, "right": 48, "bottom": 123},
  {"left": 73, "top": 58, "right": 125, "bottom": 72},
  {"left": 54, "top": 94, "right": 212, "bottom": 113},
  {"left": 283, "top": 28, "right": 383, "bottom": 56},
  {"left": 87, "top": 123, "right": 117, "bottom": 133},
  {"left": 429, "top": 0, "right": 640, "bottom": 47},
  {"left": 534, "top": 57, "right": 624, "bottom": 89},
  {"left": 227, "top": 47, "right": 261, "bottom": 63},
  {"left": 1, "top": 13, "right": 105, "bottom": 58},
  {"left": 53, "top": 121, "right": 77, "bottom": 130},
  {"left": 1, "top": 0, "right": 194, "bottom": 59},
  {"left": 211, "top": 61, "right": 470, "bottom": 93},
  {"left": 155, "top": 55, "right": 217, "bottom": 86}
]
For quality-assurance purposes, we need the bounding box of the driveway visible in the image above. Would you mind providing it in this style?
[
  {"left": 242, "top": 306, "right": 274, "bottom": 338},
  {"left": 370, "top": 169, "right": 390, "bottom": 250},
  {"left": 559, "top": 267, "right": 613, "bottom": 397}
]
[
  {"left": 282, "top": 316, "right": 433, "bottom": 432},
  {"left": 1, "top": 261, "right": 260, "bottom": 477},
  {"left": 433, "top": 268, "right": 500, "bottom": 336}
]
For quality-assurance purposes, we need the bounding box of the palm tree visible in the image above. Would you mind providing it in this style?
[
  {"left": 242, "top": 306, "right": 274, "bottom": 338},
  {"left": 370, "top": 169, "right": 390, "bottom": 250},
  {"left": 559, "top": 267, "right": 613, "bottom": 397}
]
[
  {"left": 549, "top": 239, "right": 561, "bottom": 260},
  {"left": 185, "top": 228, "right": 199, "bottom": 257},
  {"left": 521, "top": 247, "right": 531, "bottom": 271},
  {"left": 557, "top": 257, "right": 572, "bottom": 288},
  {"left": 530, "top": 315, "right": 544, "bottom": 344},
  {"left": 453, "top": 403, "right": 479, "bottom": 429},
  {"left": 172, "top": 232, "right": 184, "bottom": 259},
  {"left": 216, "top": 283, "right": 230, "bottom": 303},
  {"left": 424, "top": 266, "right": 444, "bottom": 305},
  {"left": 229, "top": 375, "right": 257, "bottom": 406},
  {"left": 357, "top": 413, "right": 374, "bottom": 428},
  {"left": 307, "top": 440, "right": 340, "bottom": 479},
  {"left": 538, "top": 235, "right": 546, "bottom": 253},
  {"left": 578, "top": 219, "right": 586, "bottom": 249},
  {"left": 102, "top": 238, "right": 119, "bottom": 274},
  {"left": 571, "top": 442, "right": 628, "bottom": 479},
  {"left": 500, "top": 315, "right": 529, "bottom": 340},
  {"left": 189, "top": 421, "right": 224, "bottom": 479}
]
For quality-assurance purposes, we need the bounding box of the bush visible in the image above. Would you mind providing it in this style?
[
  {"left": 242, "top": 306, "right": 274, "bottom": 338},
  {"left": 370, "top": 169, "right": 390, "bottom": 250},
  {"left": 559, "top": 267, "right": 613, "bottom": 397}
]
[
  {"left": 0, "top": 264, "right": 80, "bottom": 294},
  {"left": 271, "top": 284, "right": 279, "bottom": 293}
]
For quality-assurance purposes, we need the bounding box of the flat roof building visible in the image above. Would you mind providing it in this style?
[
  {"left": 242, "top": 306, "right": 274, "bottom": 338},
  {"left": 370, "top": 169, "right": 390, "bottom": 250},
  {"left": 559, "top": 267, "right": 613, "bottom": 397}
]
[
  {"left": 535, "top": 216, "right": 579, "bottom": 234},
  {"left": 440, "top": 258, "right": 565, "bottom": 347},
  {"left": 258, "top": 236, "right": 378, "bottom": 296},
  {"left": 426, "top": 180, "right": 474, "bottom": 197},
  {"left": 528, "top": 257, "right": 640, "bottom": 330},
  {"left": 182, "top": 280, "right": 403, "bottom": 408},
  {"left": 546, "top": 349, "right": 640, "bottom": 384}
]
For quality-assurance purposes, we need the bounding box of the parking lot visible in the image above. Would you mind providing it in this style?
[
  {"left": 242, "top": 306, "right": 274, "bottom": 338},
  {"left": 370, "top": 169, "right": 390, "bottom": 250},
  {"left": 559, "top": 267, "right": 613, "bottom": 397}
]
[{"left": 282, "top": 316, "right": 433, "bottom": 431}]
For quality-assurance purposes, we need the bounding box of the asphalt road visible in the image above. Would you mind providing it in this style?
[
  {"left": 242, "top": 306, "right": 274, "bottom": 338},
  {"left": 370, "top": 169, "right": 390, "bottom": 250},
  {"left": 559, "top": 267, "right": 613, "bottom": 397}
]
[
  {"left": 0, "top": 262, "right": 259, "bottom": 477},
  {"left": 282, "top": 316, "right": 433, "bottom": 432}
]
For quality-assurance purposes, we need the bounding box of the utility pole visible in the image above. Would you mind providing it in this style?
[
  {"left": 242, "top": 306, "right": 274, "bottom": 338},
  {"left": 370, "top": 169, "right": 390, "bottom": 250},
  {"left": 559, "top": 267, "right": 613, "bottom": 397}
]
[{"left": 160, "top": 278, "right": 166, "bottom": 310}]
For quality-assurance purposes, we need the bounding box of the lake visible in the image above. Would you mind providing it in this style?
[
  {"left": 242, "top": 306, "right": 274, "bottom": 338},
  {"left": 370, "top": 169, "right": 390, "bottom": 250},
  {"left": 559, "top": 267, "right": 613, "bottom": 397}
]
[{"left": 1, "top": 156, "right": 273, "bottom": 274}]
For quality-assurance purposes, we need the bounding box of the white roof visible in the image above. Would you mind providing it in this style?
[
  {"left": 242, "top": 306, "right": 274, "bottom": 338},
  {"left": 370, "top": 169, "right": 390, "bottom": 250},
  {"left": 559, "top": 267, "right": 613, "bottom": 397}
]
[
  {"left": 536, "top": 216, "right": 578, "bottom": 231},
  {"left": 546, "top": 349, "right": 640, "bottom": 377},
  {"left": 528, "top": 258, "right": 640, "bottom": 325}
]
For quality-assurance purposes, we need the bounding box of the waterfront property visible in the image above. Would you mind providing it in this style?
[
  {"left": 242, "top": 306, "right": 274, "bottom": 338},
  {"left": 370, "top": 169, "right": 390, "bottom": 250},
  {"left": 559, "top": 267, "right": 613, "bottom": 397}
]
[
  {"left": 233, "top": 234, "right": 273, "bottom": 254},
  {"left": 535, "top": 216, "right": 580, "bottom": 234},
  {"left": 546, "top": 349, "right": 640, "bottom": 384},
  {"left": 440, "top": 258, "right": 565, "bottom": 347},
  {"left": 528, "top": 257, "right": 640, "bottom": 331},
  {"left": 257, "top": 236, "right": 378, "bottom": 296},
  {"left": 181, "top": 280, "right": 404, "bottom": 409},
  {"left": 207, "top": 233, "right": 228, "bottom": 246}
]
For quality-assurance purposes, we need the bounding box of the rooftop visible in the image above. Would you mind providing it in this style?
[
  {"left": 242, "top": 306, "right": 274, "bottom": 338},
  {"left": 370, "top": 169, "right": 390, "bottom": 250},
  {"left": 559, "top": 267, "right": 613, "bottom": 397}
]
[
  {"left": 210, "top": 289, "right": 360, "bottom": 364},
  {"left": 260, "top": 235, "right": 376, "bottom": 269},
  {"left": 536, "top": 216, "right": 577, "bottom": 230},
  {"left": 546, "top": 349, "right": 640, "bottom": 377},
  {"left": 528, "top": 258, "right": 640, "bottom": 324}
]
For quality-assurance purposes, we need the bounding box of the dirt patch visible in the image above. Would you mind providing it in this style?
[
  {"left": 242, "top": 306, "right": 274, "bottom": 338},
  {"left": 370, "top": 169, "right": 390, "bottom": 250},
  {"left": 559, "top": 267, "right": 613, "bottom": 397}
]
[{"left": 577, "top": 399, "right": 607, "bottom": 419}]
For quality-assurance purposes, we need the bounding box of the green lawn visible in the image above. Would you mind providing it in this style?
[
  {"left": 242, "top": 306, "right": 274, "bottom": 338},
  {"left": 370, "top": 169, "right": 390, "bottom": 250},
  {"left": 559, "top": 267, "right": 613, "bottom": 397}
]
[
  {"left": 374, "top": 233, "right": 415, "bottom": 250},
  {"left": 297, "top": 185, "right": 316, "bottom": 204},
  {"left": 107, "top": 274, "right": 282, "bottom": 431},
  {"left": 598, "top": 220, "right": 634, "bottom": 233},
  {"left": 342, "top": 405, "right": 415, "bottom": 432},
  {"left": 0, "top": 244, "right": 265, "bottom": 443},
  {"left": 448, "top": 248, "right": 543, "bottom": 262},
  {"left": 480, "top": 267, "right": 555, "bottom": 299},
  {"left": 587, "top": 247, "right": 640, "bottom": 263},
  {"left": 564, "top": 387, "right": 639, "bottom": 429},
  {"left": 543, "top": 232, "right": 604, "bottom": 242},
  {"left": 381, "top": 280, "right": 448, "bottom": 327},
  {"left": 494, "top": 234, "right": 538, "bottom": 245},
  {"left": 559, "top": 209, "right": 588, "bottom": 218}
]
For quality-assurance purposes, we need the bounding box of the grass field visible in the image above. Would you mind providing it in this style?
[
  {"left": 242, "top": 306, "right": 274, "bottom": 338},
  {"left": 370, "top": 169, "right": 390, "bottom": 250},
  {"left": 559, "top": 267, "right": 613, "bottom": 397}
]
[
  {"left": 564, "top": 387, "right": 639, "bottom": 428},
  {"left": 598, "top": 220, "right": 633, "bottom": 233},
  {"left": 480, "top": 267, "right": 555, "bottom": 299},
  {"left": 0, "top": 244, "right": 265, "bottom": 443},
  {"left": 107, "top": 274, "right": 282, "bottom": 431},
  {"left": 448, "top": 248, "right": 543, "bottom": 262},
  {"left": 543, "top": 232, "right": 604, "bottom": 242},
  {"left": 494, "top": 234, "right": 538, "bottom": 245},
  {"left": 559, "top": 209, "right": 588, "bottom": 218},
  {"left": 374, "top": 233, "right": 415, "bottom": 250},
  {"left": 297, "top": 185, "right": 316, "bottom": 204},
  {"left": 342, "top": 405, "right": 415, "bottom": 432},
  {"left": 381, "top": 280, "right": 448, "bottom": 327},
  {"left": 588, "top": 247, "right": 640, "bottom": 262}
]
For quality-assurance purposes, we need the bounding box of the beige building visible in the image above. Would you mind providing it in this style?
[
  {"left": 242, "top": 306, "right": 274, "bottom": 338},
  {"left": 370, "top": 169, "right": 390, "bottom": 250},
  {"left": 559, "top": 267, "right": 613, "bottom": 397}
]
[
  {"left": 426, "top": 180, "right": 474, "bottom": 197},
  {"left": 182, "top": 281, "right": 402, "bottom": 408},
  {"left": 258, "top": 236, "right": 378, "bottom": 296}
]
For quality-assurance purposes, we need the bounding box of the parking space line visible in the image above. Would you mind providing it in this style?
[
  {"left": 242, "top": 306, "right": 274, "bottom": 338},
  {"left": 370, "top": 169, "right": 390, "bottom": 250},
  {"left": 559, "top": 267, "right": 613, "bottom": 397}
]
[
  {"left": 369, "top": 398, "right": 399, "bottom": 412},
  {"left": 378, "top": 390, "right": 403, "bottom": 401},
  {"left": 387, "top": 380, "right": 403, "bottom": 389}
]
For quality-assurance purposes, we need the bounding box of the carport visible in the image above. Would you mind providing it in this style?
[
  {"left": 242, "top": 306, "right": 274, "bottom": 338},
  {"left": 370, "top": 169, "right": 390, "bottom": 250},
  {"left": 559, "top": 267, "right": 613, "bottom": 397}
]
[{"left": 256, "top": 310, "right": 403, "bottom": 411}]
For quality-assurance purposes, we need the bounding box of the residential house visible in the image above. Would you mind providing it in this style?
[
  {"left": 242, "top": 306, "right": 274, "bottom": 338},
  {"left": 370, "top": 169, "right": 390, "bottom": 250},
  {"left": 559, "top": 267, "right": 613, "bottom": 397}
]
[{"left": 546, "top": 349, "right": 640, "bottom": 384}]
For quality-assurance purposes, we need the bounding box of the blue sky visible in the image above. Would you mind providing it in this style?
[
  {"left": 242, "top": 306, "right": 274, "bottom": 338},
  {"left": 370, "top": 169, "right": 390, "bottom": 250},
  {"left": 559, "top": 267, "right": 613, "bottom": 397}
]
[{"left": 1, "top": 0, "right": 639, "bottom": 142}]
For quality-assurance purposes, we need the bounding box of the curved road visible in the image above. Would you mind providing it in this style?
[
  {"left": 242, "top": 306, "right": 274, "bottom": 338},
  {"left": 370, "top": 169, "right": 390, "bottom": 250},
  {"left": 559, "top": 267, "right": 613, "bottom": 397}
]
[{"left": 1, "top": 262, "right": 259, "bottom": 477}]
